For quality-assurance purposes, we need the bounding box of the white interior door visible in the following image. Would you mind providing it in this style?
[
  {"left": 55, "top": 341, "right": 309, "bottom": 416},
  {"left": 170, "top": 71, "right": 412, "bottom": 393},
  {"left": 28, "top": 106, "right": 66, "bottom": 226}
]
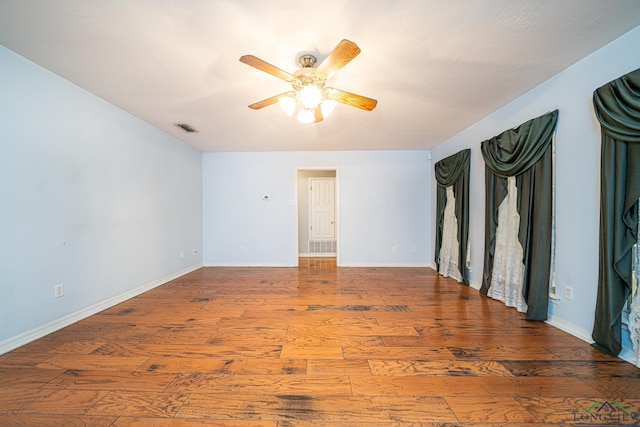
[{"left": 309, "top": 178, "right": 335, "bottom": 240}]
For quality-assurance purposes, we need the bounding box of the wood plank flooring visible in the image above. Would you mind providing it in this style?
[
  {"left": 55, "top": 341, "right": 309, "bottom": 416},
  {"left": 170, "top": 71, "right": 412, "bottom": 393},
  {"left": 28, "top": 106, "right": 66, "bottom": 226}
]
[{"left": 1, "top": 258, "right": 640, "bottom": 426}]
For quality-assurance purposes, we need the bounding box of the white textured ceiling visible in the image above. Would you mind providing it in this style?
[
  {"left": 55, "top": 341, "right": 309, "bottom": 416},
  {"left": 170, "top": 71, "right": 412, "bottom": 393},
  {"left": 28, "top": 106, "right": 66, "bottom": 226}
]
[{"left": 1, "top": 0, "right": 640, "bottom": 152}]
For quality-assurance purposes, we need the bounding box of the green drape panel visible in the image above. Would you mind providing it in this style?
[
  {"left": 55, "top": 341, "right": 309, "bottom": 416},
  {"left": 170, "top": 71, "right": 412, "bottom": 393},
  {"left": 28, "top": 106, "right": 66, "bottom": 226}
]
[
  {"left": 434, "top": 149, "right": 471, "bottom": 285},
  {"left": 480, "top": 110, "right": 558, "bottom": 321},
  {"left": 592, "top": 67, "right": 640, "bottom": 356},
  {"left": 515, "top": 149, "right": 553, "bottom": 321}
]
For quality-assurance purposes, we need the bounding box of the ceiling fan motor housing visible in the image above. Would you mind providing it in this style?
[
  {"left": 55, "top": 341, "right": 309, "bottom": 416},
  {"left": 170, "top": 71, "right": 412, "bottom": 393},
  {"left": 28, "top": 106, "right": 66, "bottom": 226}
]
[{"left": 298, "top": 54, "right": 317, "bottom": 68}]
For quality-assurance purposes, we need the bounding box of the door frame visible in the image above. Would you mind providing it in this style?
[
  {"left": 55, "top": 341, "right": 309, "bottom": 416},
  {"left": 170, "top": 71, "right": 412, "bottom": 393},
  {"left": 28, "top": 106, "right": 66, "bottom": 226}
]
[{"left": 296, "top": 168, "right": 340, "bottom": 266}]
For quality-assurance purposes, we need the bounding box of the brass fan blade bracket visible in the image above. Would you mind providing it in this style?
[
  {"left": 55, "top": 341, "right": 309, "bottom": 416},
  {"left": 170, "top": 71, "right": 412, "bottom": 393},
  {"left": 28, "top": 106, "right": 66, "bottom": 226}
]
[
  {"left": 324, "top": 87, "right": 377, "bottom": 111},
  {"left": 315, "top": 39, "right": 361, "bottom": 80},
  {"left": 313, "top": 106, "right": 324, "bottom": 123},
  {"left": 240, "top": 55, "right": 296, "bottom": 82}
]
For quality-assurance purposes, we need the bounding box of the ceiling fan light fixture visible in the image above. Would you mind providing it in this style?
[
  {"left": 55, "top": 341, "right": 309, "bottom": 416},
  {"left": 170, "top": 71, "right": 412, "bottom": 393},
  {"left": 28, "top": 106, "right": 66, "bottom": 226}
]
[
  {"left": 278, "top": 92, "right": 297, "bottom": 117},
  {"left": 298, "top": 84, "right": 323, "bottom": 109},
  {"left": 296, "top": 108, "right": 316, "bottom": 124},
  {"left": 320, "top": 98, "right": 338, "bottom": 119},
  {"left": 278, "top": 88, "right": 333, "bottom": 123}
]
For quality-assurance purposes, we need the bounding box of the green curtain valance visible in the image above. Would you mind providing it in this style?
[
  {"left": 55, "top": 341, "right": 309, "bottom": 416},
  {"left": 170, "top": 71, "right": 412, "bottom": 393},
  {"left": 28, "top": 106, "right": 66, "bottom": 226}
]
[
  {"left": 594, "top": 71, "right": 640, "bottom": 143},
  {"left": 434, "top": 149, "right": 470, "bottom": 285},
  {"left": 435, "top": 149, "right": 470, "bottom": 187},
  {"left": 481, "top": 110, "right": 558, "bottom": 178},
  {"left": 592, "top": 67, "right": 640, "bottom": 356}
]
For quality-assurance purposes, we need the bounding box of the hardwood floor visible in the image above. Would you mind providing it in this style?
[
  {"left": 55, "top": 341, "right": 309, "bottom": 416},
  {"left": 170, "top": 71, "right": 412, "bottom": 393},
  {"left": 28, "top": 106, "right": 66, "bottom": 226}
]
[{"left": 1, "top": 258, "right": 639, "bottom": 426}]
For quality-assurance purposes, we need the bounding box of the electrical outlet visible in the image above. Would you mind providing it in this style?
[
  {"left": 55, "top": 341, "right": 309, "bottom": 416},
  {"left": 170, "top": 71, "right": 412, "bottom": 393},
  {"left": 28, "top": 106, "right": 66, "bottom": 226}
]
[
  {"left": 54, "top": 284, "right": 64, "bottom": 298},
  {"left": 411, "top": 246, "right": 417, "bottom": 253},
  {"left": 392, "top": 246, "right": 398, "bottom": 253},
  {"left": 180, "top": 251, "right": 184, "bottom": 259},
  {"left": 564, "top": 286, "right": 574, "bottom": 300}
]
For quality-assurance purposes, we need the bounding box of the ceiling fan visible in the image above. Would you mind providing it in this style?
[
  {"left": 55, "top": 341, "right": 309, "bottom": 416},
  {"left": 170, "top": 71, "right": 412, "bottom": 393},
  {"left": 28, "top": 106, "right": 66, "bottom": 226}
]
[{"left": 240, "top": 39, "right": 377, "bottom": 124}]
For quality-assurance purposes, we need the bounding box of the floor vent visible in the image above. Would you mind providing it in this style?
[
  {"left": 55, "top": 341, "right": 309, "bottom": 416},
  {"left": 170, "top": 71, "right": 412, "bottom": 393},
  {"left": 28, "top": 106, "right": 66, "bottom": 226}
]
[{"left": 308, "top": 240, "right": 336, "bottom": 255}]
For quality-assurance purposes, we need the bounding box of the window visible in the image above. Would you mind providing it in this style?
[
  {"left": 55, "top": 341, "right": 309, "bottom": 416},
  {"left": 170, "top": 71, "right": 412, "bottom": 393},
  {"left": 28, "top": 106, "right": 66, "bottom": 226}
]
[
  {"left": 624, "top": 200, "right": 640, "bottom": 367},
  {"left": 627, "top": 203, "right": 640, "bottom": 311}
]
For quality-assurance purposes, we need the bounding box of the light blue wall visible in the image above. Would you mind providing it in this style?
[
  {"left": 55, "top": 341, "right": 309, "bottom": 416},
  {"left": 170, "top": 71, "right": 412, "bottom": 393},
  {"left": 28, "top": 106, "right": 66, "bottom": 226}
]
[
  {"left": 0, "top": 45, "right": 203, "bottom": 351},
  {"left": 431, "top": 26, "right": 640, "bottom": 350},
  {"left": 202, "top": 151, "right": 431, "bottom": 267}
]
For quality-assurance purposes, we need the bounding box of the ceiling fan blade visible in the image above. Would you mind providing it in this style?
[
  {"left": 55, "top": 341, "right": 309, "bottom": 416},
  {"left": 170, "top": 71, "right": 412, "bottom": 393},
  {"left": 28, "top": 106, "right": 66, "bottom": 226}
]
[
  {"left": 240, "top": 55, "right": 295, "bottom": 82},
  {"left": 315, "top": 39, "right": 361, "bottom": 80},
  {"left": 324, "top": 87, "right": 377, "bottom": 111},
  {"left": 248, "top": 93, "right": 288, "bottom": 110}
]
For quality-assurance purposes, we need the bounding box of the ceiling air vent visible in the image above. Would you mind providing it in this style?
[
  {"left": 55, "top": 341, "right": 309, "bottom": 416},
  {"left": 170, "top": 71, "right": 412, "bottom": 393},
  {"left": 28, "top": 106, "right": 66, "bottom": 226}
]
[{"left": 174, "top": 123, "right": 198, "bottom": 133}]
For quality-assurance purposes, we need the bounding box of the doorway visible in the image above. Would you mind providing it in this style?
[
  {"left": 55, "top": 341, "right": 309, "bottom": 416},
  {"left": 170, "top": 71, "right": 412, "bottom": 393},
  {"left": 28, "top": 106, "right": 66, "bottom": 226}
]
[{"left": 297, "top": 169, "right": 337, "bottom": 260}]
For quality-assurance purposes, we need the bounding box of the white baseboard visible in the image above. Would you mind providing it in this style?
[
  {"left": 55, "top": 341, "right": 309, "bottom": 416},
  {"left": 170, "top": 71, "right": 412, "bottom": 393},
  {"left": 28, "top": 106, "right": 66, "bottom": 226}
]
[
  {"left": 544, "top": 315, "right": 636, "bottom": 365},
  {"left": 203, "top": 262, "right": 297, "bottom": 267},
  {"left": 338, "top": 262, "right": 431, "bottom": 268},
  {"left": 206, "top": 261, "right": 433, "bottom": 268},
  {"left": 206, "top": 260, "right": 429, "bottom": 268},
  {"left": 469, "top": 280, "right": 482, "bottom": 291},
  {"left": 545, "top": 314, "right": 594, "bottom": 344},
  {"left": 0, "top": 264, "right": 202, "bottom": 355},
  {"left": 618, "top": 347, "right": 637, "bottom": 366}
]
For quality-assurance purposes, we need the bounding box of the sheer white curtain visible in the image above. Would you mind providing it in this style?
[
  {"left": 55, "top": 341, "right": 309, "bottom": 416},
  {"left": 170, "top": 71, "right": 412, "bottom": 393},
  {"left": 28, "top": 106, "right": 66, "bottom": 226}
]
[
  {"left": 487, "top": 176, "right": 527, "bottom": 313},
  {"left": 628, "top": 200, "right": 640, "bottom": 367},
  {"left": 438, "top": 186, "right": 463, "bottom": 282}
]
